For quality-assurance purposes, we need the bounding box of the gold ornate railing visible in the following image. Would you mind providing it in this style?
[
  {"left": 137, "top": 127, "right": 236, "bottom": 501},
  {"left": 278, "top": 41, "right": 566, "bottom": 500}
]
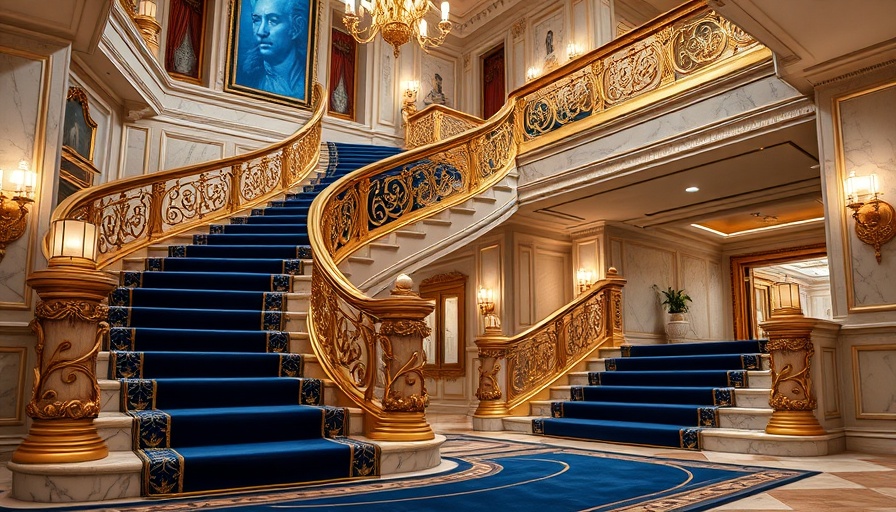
[
  {"left": 308, "top": 98, "right": 518, "bottom": 441},
  {"left": 405, "top": 105, "right": 485, "bottom": 149},
  {"left": 52, "top": 84, "right": 325, "bottom": 269},
  {"left": 475, "top": 269, "right": 626, "bottom": 417},
  {"left": 308, "top": 0, "right": 770, "bottom": 436}
]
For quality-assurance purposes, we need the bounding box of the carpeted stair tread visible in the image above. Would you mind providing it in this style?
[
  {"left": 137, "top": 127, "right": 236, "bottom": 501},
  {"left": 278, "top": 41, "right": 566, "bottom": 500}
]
[
  {"left": 235, "top": 215, "right": 310, "bottom": 225},
  {"left": 212, "top": 223, "right": 308, "bottom": 234},
  {"left": 144, "top": 258, "right": 305, "bottom": 275},
  {"left": 534, "top": 417, "right": 702, "bottom": 450},
  {"left": 251, "top": 207, "right": 314, "bottom": 216},
  {"left": 195, "top": 233, "right": 309, "bottom": 245},
  {"left": 138, "top": 405, "right": 339, "bottom": 447},
  {"left": 169, "top": 244, "right": 310, "bottom": 259},
  {"left": 607, "top": 353, "right": 762, "bottom": 371},
  {"left": 163, "top": 438, "right": 378, "bottom": 493},
  {"left": 587, "top": 369, "right": 748, "bottom": 388},
  {"left": 110, "top": 288, "right": 286, "bottom": 310},
  {"left": 554, "top": 400, "right": 719, "bottom": 426},
  {"left": 110, "top": 351, "right": 299, "bottom": 379},
  {"left": 120, "top": 377, "right": 322, "bottom": 409},
  {"left": 109, "top": 306, "right": 284, "bottom": 330},
  {"left": 109, "top": 327, "right": 289, "bottom": 353},
  {"left": 121, "top": 271, "right": 291, "bottom": 291},
  {"left": 573, "top": 385, "right": 735, "bottom": 406},
  {"left": 623, "top": 340, "right": 766, "bottom": 357}
]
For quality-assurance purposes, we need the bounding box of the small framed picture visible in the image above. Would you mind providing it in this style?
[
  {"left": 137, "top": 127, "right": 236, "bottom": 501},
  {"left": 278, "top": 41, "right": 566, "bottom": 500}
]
[{"left": 225, "top": 0, "right": 319, "bottom": 108}]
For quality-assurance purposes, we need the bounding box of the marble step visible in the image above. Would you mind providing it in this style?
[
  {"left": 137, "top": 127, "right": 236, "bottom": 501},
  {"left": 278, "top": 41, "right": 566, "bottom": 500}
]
[{"left": 7, "top": 435, "right": 446, "bottom": 503}]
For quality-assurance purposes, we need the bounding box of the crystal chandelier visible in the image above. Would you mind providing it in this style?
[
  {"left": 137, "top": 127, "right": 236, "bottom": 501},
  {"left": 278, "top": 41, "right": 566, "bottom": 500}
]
[{"left": 343, "top": 0, "right": 452, "bottom": 58}]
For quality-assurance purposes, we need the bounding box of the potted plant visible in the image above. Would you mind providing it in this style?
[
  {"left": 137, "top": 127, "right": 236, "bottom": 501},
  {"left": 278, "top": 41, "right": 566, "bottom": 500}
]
[{"left": 655, "top": 286, "right": 692, "bottom": 342}]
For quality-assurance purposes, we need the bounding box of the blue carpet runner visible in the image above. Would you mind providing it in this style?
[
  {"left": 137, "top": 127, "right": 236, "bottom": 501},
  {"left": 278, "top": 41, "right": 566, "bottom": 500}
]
[
  {"left": 533, "top": 340, "right": 768, "bottom": 451},
  {"left": 107, "top": 142, "right": 401, "bottom": 495}
]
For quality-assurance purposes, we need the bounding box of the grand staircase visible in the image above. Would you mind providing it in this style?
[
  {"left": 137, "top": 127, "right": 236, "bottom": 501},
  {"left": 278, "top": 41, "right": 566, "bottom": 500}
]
[{"left": 101, "top": 142, "right": 402, "bottom": 496}]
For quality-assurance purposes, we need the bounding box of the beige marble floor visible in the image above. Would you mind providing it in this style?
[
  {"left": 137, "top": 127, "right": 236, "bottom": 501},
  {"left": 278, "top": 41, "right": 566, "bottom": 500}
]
[
  {"left": 1, "top": 414, "right": 894, "bottom": 511},
  {"left": 426, "top": 412, "right": 896, "bottom": 512}
]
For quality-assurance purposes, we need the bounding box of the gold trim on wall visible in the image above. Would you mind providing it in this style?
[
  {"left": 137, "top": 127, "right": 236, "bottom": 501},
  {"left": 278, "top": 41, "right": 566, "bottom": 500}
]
[
  {"left": 0, "top": 45, "right": 51, "bottom": 312},
  {"left": 821, "top": 346, "right": 841, "bottom": 420},
  {"left": 729, "top": 244, "right": 827, "bottom": 340},
  {"left": 851, "top": 344, "right": 896, "bottom": 420},
  {"left": 832, "top": 80, "right": 896, "bottom": 313},
  {"left": 0, "top": 347, "right": 27, "bottom": 426}
]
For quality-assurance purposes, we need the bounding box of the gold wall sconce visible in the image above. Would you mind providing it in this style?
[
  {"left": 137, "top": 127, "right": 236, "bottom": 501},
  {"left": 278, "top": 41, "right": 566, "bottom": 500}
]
[
  {"left": 477, "top": 286, "right": 501, "bottom": 334},
  {"left": 844, "top": 170, "right": 895, "bottom": 263},
  {"left": 567, "top": 42, "right": 584, "bottom": 60},
  {"left": 0, "top": 161, "right": 37, "bottom": 264},
  {"left": 401, "top": 80, "right": 420, "bottom": 124},
  {"left": 576, "top": 267, "right": 594, "bottom": 293}
]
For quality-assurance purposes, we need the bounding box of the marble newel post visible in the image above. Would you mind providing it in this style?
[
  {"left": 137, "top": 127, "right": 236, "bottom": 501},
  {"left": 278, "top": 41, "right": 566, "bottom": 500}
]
[
  {"left": 366, "top": 274, "right": 435, "bottom": 441},
  {"left": 760, "top": 282, "right": 826, "bottom": 436},
  {"left": 12, "top": 221, "right": 117, "bottom": 464}
]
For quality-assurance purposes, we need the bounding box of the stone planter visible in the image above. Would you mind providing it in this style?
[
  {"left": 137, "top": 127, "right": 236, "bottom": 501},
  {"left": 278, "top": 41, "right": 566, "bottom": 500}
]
[{"left": 665, "top": 312, "right": 690, "bottom": 343}]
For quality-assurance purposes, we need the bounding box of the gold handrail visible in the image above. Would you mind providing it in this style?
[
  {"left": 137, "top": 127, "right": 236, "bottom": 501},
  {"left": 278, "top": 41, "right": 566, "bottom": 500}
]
[
  {"left": 405, "top": 105, "right": 485, "bottom": 149},
  {"left": 308, "top": 0, "right": 769, "bottom": 437},
  {"left": 51, "top": 83, "right": 326, "bottom": 269},
  {"left": 475, "top": 270, "right": 626, "bottom": 418}
]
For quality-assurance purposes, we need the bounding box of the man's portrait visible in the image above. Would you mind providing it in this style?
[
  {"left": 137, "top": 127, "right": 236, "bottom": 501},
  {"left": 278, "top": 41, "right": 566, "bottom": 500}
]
[
  {"left": 533, "top": 11, "right": 564, "bottom": 73},
  {"left": 226, "top": 0, "right": 318, "bottom": 107}
]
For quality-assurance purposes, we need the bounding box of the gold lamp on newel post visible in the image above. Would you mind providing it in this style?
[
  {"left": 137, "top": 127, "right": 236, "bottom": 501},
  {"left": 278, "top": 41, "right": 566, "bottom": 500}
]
[
  {"left": 761, "top": 281, "right": 826, "bottom": 437},
  {"left": 12, "top": 220, "right": 118, "bottom": 464}
]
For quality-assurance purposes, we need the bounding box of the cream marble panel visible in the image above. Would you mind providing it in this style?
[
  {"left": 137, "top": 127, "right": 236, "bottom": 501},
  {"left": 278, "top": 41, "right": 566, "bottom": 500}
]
[
  {"left": 121, "top": 126, "right": 147, "bottom": 178},
  {"left": 160, "top": 132, "right": 224, "bottom": 170},
  {"left": 708, "top": 261, "right": 726, "bottom": 339},
  {"left": 0, "top": 349, "right": 24, "bottom": 424},
  {"left": 517, "top": 246, "right": 532, "bottom": 326},
  {"left": 533, "top": 249, "right": 567, "bottom": 319},
  {"left": 853, "top": 345, "right": 896, "bottom": 418},
  {"left": 0, "top": 51, "right": 43, "bottom": 307},
  {"left": 836, "top": 83, "right": 896, "bottom": 308},
  {"left": 623, "top": 242, "right": 674, "bottom": 334},
  {"left": 517, "top": 75, "right": 803, "bottom": 186},
  {"left": 682, "top": 255, "right": 709, "bottom": 339},
  {"left": 441, "top": 377, "right": 465, "bottom": 398},
  {"left": 512, "top": 38, "right": 525, "bottom": 92},
  {"left": 821, "top": 347, "right": 841, "bottom": 419},
  {"left": 379, "top": 39, "right": 395, "bottom": 126},
  {"left": 610, "top": 238, "right": 623, "bottom": 273}
]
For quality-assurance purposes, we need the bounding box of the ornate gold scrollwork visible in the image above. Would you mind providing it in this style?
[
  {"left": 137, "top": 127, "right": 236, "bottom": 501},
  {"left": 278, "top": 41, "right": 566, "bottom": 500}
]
[
  {"left": 53, "top": 83, "right": 325, "bottom": 268},
  {"left": 35, "top": 300, "right": 109, "bottom": 322},
  {"left": 26, "top": 318, "right": 108, "bottom": 420},
  {"left": 380, "top": 319, "right": 431, "bottom": 338},
  {"left": 603, "top": 39, "right": 664, "bottom": 105},
  {"left": 476, "top": 361, "right": 502, "bottom": 401},
  {"left": 767, "top": 336, "right": 817, "bottom": 411}
]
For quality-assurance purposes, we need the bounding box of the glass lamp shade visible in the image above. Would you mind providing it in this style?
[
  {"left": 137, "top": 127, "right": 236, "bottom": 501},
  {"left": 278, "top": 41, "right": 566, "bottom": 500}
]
[
  {"left": 771, "top": 282, "right": 802, "bottom": 316},
  {"left": 845, "top": 171, "right": 878, "bottom": 204},
  {"left": 50, "top": 219, "right": 98, "bottom": 266}
]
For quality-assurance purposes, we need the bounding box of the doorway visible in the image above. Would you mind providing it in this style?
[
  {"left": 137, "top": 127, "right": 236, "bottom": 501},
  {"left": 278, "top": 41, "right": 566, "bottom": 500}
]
[
  {"left": 481, "top": 44, "right": 505, "bottom": 119},
  {"left": 730, "top": 244, "right": 830, "bottom": 339}
]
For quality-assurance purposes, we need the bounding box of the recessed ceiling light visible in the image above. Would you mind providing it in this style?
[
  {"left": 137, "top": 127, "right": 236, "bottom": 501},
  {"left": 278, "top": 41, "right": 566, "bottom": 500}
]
[{"left": 685, "top": 186, "right": 699, "bottom": 193}]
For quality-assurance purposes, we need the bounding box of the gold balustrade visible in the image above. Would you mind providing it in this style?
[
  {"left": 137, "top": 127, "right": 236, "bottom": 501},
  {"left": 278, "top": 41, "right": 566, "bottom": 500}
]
[
  {"left": 51, "top": 84, "right": 325, "bottom": 269},
  {"left": 310, "top": 0, "right": 769, "bottom": 435},
  {"left": 473, "top": 269, "right": 626, "bottom": 418},
  {"left": 405, "top": 105, "right": 485, "bottom": 149}
]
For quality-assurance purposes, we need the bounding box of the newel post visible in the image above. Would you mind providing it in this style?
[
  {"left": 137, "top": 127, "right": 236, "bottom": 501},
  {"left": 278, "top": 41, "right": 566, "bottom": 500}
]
[
  {"left": 366, "top": 274, "right": 435, "bottom": 441},
  {"left": 760, "top": 282, "right": 826, "bottom": 436}
]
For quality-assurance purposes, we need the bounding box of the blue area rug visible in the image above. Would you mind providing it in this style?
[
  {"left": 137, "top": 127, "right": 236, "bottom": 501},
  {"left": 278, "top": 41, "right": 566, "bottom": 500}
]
[{"left": 37, "top": 435, "right": 814, "bottom": 512}]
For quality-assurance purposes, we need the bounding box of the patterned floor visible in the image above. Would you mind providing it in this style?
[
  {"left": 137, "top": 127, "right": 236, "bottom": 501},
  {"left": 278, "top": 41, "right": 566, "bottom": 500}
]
[{"left": 1, "top": 413, "right": 894, "bottom": 510}]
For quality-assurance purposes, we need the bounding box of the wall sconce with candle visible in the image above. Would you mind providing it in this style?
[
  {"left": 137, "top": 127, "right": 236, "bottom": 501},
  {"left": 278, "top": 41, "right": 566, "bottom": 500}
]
[
  {"left": 525, "top": 67, "right": 541, "bottom": 82},
  {"left": 477, "top": 287, "right": 501, "bottom": 334},
  {"left": 576, "top": 268, "right": 594, "bottom": 293},
  {"left": 0, "top": 160, "right": 37, "bottom": 264},
  {"left": 567, "top": 42, "right": 583, "bottom": 60},
  {"left": 401, "top": 80, "right": 420, "bottom": 124},
  {"left": 844, "top": 170, "right": 895, "bottom": 263}
]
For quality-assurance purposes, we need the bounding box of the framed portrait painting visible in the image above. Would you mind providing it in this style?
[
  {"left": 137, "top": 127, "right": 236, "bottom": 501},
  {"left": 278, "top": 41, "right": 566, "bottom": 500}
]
[
  {"left": 225, "top": 0, "right": 319, "bottom": 108},
  {"left": 532, "top": 9, "right": 564, "bottom": 73}
]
